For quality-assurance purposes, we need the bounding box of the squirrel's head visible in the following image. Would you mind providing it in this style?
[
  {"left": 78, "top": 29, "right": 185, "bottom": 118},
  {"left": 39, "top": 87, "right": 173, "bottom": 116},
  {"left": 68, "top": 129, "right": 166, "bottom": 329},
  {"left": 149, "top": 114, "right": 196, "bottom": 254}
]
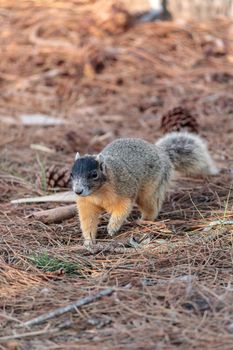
[{"left": 71, "top": 153, "right": 107, "bottom": 197}]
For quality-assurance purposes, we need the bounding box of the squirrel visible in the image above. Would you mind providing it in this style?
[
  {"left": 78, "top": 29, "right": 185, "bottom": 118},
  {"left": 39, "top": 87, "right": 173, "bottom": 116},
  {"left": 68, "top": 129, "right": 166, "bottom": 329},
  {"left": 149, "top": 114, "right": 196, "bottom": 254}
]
[{"left": 71, "top": 132, "right": 218, "bottom": 248}]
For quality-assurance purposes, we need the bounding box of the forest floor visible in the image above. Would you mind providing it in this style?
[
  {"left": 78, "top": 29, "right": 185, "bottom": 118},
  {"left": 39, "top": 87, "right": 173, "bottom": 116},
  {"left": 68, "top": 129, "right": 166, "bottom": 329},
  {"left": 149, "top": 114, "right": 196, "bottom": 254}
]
[{"left": 0, "top": 1, "right": 233, "bottom": 349}]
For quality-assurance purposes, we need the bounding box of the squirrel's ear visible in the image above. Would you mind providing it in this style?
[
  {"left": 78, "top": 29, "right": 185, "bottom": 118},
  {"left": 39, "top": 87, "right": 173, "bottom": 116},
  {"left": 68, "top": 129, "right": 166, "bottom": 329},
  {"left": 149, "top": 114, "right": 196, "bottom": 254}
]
[
  {"left": 96, "top": 154, "right": 104, "bottom": 163},
  {"left": 96, "top": 154, "right": 107, "bottom": 174},
  {"left": 75, "top": 152, "right": 80, "bottom": 160}
]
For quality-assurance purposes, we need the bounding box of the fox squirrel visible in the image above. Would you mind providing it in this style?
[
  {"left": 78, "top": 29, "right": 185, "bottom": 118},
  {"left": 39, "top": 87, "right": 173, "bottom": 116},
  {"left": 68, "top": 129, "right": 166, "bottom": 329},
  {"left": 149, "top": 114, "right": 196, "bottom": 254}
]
[{"left": 71, "top": 132, "right": 218, "bottom": 248}]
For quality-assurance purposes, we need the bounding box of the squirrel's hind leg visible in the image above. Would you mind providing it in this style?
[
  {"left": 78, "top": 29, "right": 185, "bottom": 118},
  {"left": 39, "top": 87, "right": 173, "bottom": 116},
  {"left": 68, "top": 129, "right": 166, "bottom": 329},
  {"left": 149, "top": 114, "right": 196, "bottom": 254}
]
[
  {"left": 107, "top": 198, "right": 133, "bottom": 236},
  {"left": 137, "top": 182, "right": 167, "bottom": 221}
]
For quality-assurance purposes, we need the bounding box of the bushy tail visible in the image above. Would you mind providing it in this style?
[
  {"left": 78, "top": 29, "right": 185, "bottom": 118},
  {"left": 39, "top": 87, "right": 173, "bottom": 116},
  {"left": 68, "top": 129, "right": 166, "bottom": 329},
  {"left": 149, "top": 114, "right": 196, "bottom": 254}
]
[{"left": 155, "top": 132, "right": 218, "bottom": 176}]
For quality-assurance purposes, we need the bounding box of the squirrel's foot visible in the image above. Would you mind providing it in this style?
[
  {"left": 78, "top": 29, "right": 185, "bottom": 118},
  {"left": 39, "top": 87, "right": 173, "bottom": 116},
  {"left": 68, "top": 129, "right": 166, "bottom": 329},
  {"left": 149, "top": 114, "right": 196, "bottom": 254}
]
[
  {"left": 209, "top": 165, "right": 219, "bottom": 176},
  {"left": 140, "top": 213, "right": 157, "bottom": 222},
  {"left": 83, "top": 239, "right": 96, "bottom": 251},
  {"left": 107, "top": 224, "right": 120, "bottom": 237}
]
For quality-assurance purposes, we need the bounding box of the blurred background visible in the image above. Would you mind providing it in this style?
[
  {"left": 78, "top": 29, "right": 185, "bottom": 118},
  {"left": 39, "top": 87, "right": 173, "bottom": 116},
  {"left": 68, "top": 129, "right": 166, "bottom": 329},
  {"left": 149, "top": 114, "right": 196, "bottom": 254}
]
[{"left": 0, "top": 0, "right": 233, "bottom": 189}]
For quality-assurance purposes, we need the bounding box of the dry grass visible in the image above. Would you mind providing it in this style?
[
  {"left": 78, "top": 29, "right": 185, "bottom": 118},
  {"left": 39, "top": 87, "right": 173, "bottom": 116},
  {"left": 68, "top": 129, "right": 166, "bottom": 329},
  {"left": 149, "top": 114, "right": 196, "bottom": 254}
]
[{"left": 0, "top": 1, "right": 233, "bottom": 349}]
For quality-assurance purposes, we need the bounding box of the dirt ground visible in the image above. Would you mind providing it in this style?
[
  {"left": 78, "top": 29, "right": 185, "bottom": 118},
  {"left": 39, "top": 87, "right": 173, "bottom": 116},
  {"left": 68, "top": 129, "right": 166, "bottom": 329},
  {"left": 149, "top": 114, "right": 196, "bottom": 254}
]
[{"left": 0, "top": 1, "right": 233, "bottom": 349}]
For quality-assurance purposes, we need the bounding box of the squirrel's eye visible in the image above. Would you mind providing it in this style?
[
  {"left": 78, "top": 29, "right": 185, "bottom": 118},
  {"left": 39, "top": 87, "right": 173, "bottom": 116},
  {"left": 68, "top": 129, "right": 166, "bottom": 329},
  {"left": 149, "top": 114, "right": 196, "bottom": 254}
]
[{"left": 91, "top": 171, "right": 98, "bottom": 179}]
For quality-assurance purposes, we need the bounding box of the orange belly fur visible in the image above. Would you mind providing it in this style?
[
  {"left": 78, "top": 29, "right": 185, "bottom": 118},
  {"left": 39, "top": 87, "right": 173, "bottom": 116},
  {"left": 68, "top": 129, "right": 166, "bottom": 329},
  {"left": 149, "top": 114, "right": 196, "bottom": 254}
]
[{"left": 76, "top": 183, "right": 131, "bottom": 215}]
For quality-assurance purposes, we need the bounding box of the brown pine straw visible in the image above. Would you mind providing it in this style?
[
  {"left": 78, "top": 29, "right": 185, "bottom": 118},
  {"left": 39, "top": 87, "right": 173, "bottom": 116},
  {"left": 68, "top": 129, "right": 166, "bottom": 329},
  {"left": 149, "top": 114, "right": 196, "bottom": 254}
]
[{"left": 0, "top": 1, "right": 233, "bottom": 349}]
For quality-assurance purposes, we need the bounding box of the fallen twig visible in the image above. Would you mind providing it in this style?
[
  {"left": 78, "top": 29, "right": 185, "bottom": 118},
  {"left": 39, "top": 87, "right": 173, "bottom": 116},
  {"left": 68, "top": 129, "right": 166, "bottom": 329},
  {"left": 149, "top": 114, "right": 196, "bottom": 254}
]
[
  {"left": 87, "top": 243, "right": 138, "bottom": 255},
  {"left": 22, "top": 287, "right": 114, "bottom": 327},
  {"left": 0, "top": 326, "right": 57, "bottom": 342},
  {"left": 30, "top": 144, "right": 56, "bottom": 153},
  {"left": 32, "top": 204, "right": 77, "bottom": 224},
  {"left": 142, "top": 275, "right": 196, "bottom": 286},
  {"left": 140, "top": 228, "right": 231, "bottom": 255},
  {"left": 203, "top": 220, "right": 233, "bottom": 231},
  {"left": 11, "top": 191, "right": 76, "bottom": 204}
]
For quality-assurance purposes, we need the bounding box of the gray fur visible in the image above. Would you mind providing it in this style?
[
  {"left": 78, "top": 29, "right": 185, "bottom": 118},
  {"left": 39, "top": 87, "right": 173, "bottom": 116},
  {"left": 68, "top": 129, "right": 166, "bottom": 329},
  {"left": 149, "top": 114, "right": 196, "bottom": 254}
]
[
  {"left": 155, "top": 132, "right": 218, "bottom": 175},
  {"left": 101, "top": 138, "right": 173, "bottom": 199},
  {"left": 99, "top": 133, "right": 218, "bottom": 215},
  {"left": 72, "top": 132, "right": 217, "bottom": 203}
]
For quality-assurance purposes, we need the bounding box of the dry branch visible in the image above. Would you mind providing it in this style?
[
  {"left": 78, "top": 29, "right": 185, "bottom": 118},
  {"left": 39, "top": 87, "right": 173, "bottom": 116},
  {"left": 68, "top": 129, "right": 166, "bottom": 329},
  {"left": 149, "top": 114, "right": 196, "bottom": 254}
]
[
  {"left": 84, "top": 242, "right": 140, "bottom": 255},
  {"left": 11, "top": 191, "right": 76, "bottom": 204},
  {"left": 32, "top": 204, "right": 77, "bottom": 224},
  {"left": 0, "top": 327, "right": 57, "bottom": 342},
  {"left": 22, "top": 287, "right": 114, "bottom": 328}
]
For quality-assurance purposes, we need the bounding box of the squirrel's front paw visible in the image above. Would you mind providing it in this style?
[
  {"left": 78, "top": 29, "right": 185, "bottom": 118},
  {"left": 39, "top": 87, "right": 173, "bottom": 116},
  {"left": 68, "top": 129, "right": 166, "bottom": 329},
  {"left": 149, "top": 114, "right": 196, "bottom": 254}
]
[
  {"left": 107, "top": 224, "right": 119, "bottom": 237},
  {"left": 83, "top": 239, "right": 95, "bottom": 251}
]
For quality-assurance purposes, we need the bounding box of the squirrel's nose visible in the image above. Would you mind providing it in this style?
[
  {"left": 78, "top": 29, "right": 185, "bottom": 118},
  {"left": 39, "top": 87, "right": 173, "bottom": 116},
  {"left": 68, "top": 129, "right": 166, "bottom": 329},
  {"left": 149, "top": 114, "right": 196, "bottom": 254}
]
[{"left": 75, "top": 189, "right": 83, "bottom": 195}]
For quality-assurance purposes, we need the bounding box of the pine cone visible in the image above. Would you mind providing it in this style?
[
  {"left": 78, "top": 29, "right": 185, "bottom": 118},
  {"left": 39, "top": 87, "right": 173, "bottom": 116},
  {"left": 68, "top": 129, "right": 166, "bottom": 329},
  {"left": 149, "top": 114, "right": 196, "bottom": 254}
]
[
  {"left": 160, "top": 107, "right": 199, "bottom": 134},
  {"left": 97, "top": 3, "right": 132, "bottom": 35},
  {"left": 37, "top": 165, "right": 71, "bottom": 190}
]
